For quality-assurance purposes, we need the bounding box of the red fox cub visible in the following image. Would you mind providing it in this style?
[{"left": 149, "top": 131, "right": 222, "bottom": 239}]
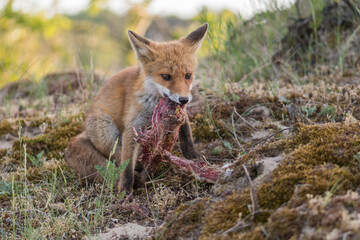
[{"left": 66, "top": 23, "right": 208, "bottom": 194}]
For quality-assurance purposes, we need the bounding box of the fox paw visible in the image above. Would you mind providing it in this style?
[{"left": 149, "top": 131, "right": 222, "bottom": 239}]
[{"left": 183, "top": 149, "right": 203, "bottom": 161}]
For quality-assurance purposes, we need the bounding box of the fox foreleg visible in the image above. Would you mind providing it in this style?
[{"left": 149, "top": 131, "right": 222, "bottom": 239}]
[{"left": 179, "top": 114, "right": 202, "bottom": 160}]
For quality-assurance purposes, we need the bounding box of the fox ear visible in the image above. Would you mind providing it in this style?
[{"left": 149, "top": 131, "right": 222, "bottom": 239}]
[
  {"left": 182, "top": 23, "right": 208, "bottom": 52},
  {"left": 128, "top": 30, "right": 155, "bottom": 63}
]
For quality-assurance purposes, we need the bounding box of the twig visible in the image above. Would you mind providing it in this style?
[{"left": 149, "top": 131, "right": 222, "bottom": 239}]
[
  {"left": 200, "top": 155, "right": 222, "bottom": 171},
  {"left": 224, "top": 210, "right": 271, "bottom": 234},
  {"left": 252, "top": 127, "right": 292, "bottom": 146},
  {"left": 75, "top": 193, "right": 85, "bottom": 208},
  {"left": 205, "top": 157, "right": 232, "bottom": 162},
  {"left": 260, "top": 226, "right": 269, "bottom": 238},
  {"left": 242, "top": 164, "right": 259, "bottom": 221},
  {"left": 179, "top": 185, "right": 192, "bottom": 198},
  {"left": 231, "top": 109, "right": 245, "bottom": 152},
  {"left": 233, "top": 107, "right": 257, "bottom": 130},
  {"left": 144, "top": 178, "right": 166, "bottom": 185},
  {"left": 144, "top": 182, "right": 158, "bottom": 224},
  {"left": 224, "top": 222, "right": 251, "bottom": 234}
]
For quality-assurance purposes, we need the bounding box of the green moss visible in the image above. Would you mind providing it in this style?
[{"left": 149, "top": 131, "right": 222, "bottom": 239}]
[
  {"left": 161, "top": 198, "right": 208, "bottom": 240},
  {"left": 192, "top": 114, "right": 223, "bottom": 142},
  {"left": 264, "top": 208, "right": 300, "bottom": 239},
  {"left": 190, "top": 92, "right": 287, "bottom": 143},
  {"left": 12, "top": 163, "right": 63, "bottom": 182},
  {"left": 202, "top": 190, "right": 251, "bottom": 235},
  {"left": 251, "top": 191, "right": 360, "bottom": 239},
  {"left": 257, "top": 122, "right": 360, "bottom": 209},
  {"left": 25, "top": 117, "right": 51, "bottom": 128},
  {"left": 260, "top": 164, "right": 354, "bottom": 211},
  {"left": 0, "top": 117, "right": 52, "bottom": 140},
  {"left": 210, "top": 93, "right": 285, "bottom": 121},
  {"left": 0, "top": 149, "right": 7, "bottom": 159},
  {"left": 12, "top": 115, "right": 83, "bottom": 160},
  {"left": 231, "top": 227, "right": 266, "bottom": 240},
  {"left": 165, "top": 122, "right": 360, "bottom": 239},
  {"left": 0, "top": 120, "right": 13, "bottom": 137}
]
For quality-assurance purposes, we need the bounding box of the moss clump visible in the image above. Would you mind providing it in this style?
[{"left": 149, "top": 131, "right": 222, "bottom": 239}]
[
  {"left": 23, "top": 117, "right": 51, "bottom": 128},
  {"left": 0, "top": 117, "right": 51, "bottom": 139},
  {"left": 252, "top": 191, "right": 360, "bottom": 239},
  {"left": 0, "top": 120, "right": 13, "bottom": 137},
  {"left": 161, "top": 198, "right": 208, "bottom": 240},
  {"left": 0, "top": 149, "right": 7, "bottom": 159},
  {"left": 192, "top": 114, "right": 229, "bottom": 142},
  {"left": 12, "top": 115, "right": 83, "bottom": 160},
  {"left": 286, "top": 123, "right": 360, "bottom": 166},
  {"left": 202, "top": 190, "right": 251, "bottom": 235},
  {"left": 256, "top": 122, "right": 360, "bottom": 208},
  {"left": 209, "top": 92, "right": 285, "bottom": 121},
  {"left": 230, "top": 227, "right": 266, "bottom": 240},
  {"left": 257, "top": 123, "right": 360, "bottom": 209},
  {"left": 164, "top": 122, "right": 360, "bottom": 239},
  {"left": 258, "top": 163, "right": 358, "bottom": 212}
]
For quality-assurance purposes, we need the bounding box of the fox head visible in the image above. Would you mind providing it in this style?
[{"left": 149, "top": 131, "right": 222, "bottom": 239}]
[{"left": 128, "top": 23, "right": 208, "bottom": 105}]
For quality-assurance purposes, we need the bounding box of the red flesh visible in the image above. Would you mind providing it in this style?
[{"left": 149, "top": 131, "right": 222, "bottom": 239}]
[{"left": 134, "top": 96, "right": 221, "bottom": 183}]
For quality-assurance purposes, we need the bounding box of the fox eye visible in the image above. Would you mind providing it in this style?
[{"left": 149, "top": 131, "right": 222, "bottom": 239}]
[
  {"left": 161, "top": 74, "right": 172, "bottom": 81},
  {"left": 185, "top": 73, "right": 192, "bottom": 80}
]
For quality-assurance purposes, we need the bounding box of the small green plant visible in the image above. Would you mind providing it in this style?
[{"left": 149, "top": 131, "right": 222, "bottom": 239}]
[
  {"left": 32, "top": 77, "right": 48, "bottom": 99},
  {"left": 95, "top": 138, "right": 129, "bottom": 199},
  {"left": 354, "top": 152, "right": 360, "bottom": 162},
  {"left": 301, "top": 105, "right": 317, "bottom": 118},
  {"left": 18, "top": 120, "right": 22, "bottom": 159},
  {"left": 319, "top": 104, "right": 336, "bottom": 117},
  {"left": 28, "top": 151, "right": 44, "bottom": 167},
  {"left": 211, "top": 145, "right": 225, "bottom": 155},
  {"left": 280, "top": 96, "right": 291, "bottom": 104},
  {"left": 95, "top": 159, "right": 129, "bottom": 198},
  {"left": 222, "top": 141, "right": 233, "bottom": 151},
  {"left": 11, "top": 175, "right": 16, "bottom": 239},
  {"left": 0, "top": 180, "right": 12, "bottom": 196},
  {"left": 323, "top": 177, "right": 343, "bottom": 207}
]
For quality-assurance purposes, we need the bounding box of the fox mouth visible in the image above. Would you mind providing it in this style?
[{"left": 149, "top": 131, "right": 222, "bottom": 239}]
[
  {"left": 166, "top": 93, "right": 192, "bottom": 105},
  {"left": 167, "top": 93, "right": 182, "bottom": 105},
  {"left": 144, "top": 76, "right": 192, "bottom": 105}
]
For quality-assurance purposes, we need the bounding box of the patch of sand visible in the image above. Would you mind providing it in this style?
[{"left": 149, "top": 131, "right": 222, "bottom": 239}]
[{"left": 82, "top": 223, "right": 153, "bottom": 240}]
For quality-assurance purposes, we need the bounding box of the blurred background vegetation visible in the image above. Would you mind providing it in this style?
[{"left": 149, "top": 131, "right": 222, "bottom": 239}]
[
  {"left": 0, "top": 0, "right": 218, "bottom": 88},
  {"left": 0, "top": 0, "right": 359, "bottom": 91}
]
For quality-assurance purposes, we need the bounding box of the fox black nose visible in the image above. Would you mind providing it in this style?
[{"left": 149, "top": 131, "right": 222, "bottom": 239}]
[{"left": 179, "top": 97, "right": 189, "bottom": 105}]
